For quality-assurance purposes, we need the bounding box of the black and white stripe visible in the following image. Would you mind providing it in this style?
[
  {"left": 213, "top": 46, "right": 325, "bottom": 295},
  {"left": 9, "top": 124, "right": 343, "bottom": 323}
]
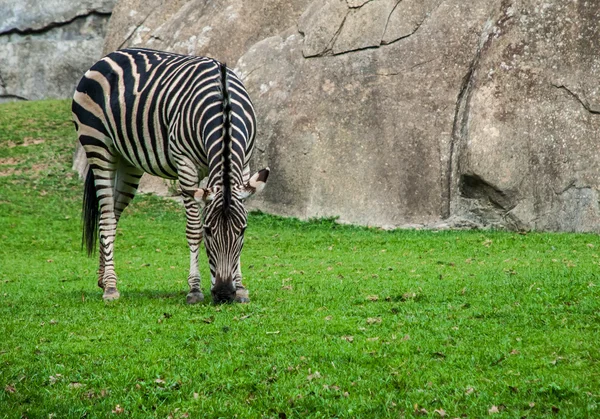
[{"left": 73, "top": 47, "right": 269, "bottom": 303}]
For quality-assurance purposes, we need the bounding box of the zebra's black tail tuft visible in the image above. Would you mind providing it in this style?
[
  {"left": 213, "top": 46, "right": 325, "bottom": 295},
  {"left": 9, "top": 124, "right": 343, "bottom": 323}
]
[{"left": 82, "top": 168, "right": 99, "bottom": 256}]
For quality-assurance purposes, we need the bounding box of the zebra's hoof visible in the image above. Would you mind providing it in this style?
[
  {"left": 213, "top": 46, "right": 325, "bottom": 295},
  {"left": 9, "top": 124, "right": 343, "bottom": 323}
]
[
  {"left": 186, "top": 291, "right": 205, "bottom": 304},
  {"left": 235, "top": 288, "right": 250, "bottom": 304},
  {"left": 103, "top": 288, "right": 120, "bottom": 301}
]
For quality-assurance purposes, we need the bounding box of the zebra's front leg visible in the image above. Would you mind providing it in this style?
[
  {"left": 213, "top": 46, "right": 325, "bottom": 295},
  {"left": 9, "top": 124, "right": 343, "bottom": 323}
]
[
  {"left": 182, "top": 194, "right": 204, "bottom": 304},
  {"left": 234, "top": 261, "right": 250, "bottom": 303}
]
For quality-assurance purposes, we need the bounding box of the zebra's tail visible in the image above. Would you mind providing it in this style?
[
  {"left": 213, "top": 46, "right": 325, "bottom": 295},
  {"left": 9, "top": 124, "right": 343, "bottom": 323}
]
[
  {"left": 82, "top": 168, "right": 99, "bottom": 256},
  {"left": 220, "top": 62, "right": 232, "bottom": 214}
]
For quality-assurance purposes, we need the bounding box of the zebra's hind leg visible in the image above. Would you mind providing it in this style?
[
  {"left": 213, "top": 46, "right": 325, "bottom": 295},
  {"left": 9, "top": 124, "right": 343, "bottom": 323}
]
[
  {"left": 95, "top": 162, "right": 144, "bottom": 292},
  {"left": 86, "top": 159, "right": 121, "bottom": 300},
  {"left": 114, "top": 161, "right": 144, "bottom": 223},
  {"left": 97, "top": 251, "right": 106, "bottom": 289}
]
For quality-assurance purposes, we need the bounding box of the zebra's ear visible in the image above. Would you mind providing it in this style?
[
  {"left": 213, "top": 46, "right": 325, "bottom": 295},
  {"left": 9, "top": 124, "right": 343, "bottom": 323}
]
[
  {"left": 239, "top": 167, "right": 270, "bottom": 200},
  {"left": 194, "top": 187, "right": 216, "bottom": 203}
]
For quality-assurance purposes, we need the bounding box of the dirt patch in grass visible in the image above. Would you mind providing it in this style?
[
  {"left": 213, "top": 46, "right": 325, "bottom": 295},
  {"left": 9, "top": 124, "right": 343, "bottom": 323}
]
[
  {"left": 2, "top": 137, "right": 46, "bottom": 149},
  {"left": 22, "top": 137, "right": 46, "bottom": 147},
  {"left": 0, "top": 158, "right": 22, "bottom": 176},
  {"left": 0, "top": 159, "right": 49, "bottom": 177},
  {"left": 30, "top": 163, "right": 49, "bottom": 175},
  {"left": 0, "top": 157, "right": 21, "bottom": 165},
  {"left": 0, "top": 168, "right": 21, "bottom": 177}
]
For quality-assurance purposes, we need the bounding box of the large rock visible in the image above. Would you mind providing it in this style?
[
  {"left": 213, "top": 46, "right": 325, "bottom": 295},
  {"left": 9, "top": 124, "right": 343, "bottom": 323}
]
[
  {"left": 90, "top": 0, "right": 600, "bottom": 232},
  {"left": 0, "top": 0, "right": 115, "bottom": 102},
  {"left": 454, "top": 1, "right": 600, "bottom": 232},
  {"left": 103, "top": 0, "right": 314, "bottom": 61},
  {"left": 240, "top": 1, "right": 495, "bottom": 227}
]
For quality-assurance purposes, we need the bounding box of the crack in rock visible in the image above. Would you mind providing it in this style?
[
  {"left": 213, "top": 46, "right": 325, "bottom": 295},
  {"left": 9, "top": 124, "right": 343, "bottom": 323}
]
[
  {"left": 445, "top": 16, "right": 499, "bottom": 220},
  {"left": 446, "top": 50, "right": 480, "bottom": 218},
  {"left": 346, "top": 0, "right": 370, "bottom": 8},
  {"left": 382, "top": 0, "right": 442, "bottom": 45},
  {"left": 554, "top": 179, "right": 592, "bottom": 195},
  {"left": 326, "top": 11, "right": 350, "bottom": 54},
  {"left": 304, "top": 0, "right": 440, "bottom": 57},
  {"left": 552, "top": 83, "right": 600, "bottom": 115},
  {"left": 381, "top": 0, "right": 403, "bottom": 43},
  {"left": 0, "top": 10, "right": 111, "bottom": 37},
  {"left": 374, "top": 57, "right": 439, "bottom": 76},
  {"left": 298, "top": 0, "right": 349, "bottom": 58},
  {"left": 332, "top": 0, "right": 397, "bottom": 55},
  {"left": 0, "top": 94, "right": 29, "bottom": 101},
  {"left": 116, "top": 10, "right": 154, "bottom": 50}
]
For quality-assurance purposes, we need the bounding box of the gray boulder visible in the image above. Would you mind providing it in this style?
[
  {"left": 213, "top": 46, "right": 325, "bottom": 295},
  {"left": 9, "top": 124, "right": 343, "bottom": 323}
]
[
  {"left": 0, "top": 0, "right": 115, "bottom": 102},
  {"left": 453, "top": 1, "right": 600, "bottom": 232},
  {"left": 103, "top": 0, "right": 314, "bottom": 61},
  {"left": 87, "top": 0, "right": 600, "bottom": 232}
]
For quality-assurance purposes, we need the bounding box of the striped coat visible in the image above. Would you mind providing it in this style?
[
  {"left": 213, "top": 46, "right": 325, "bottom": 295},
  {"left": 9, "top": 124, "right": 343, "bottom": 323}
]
[{"left": 73, "top": 48, "right": 269, "bottom": 303}]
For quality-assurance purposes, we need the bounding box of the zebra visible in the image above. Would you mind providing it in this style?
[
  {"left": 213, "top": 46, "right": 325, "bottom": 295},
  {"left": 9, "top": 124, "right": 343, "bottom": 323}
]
[{"left": 72, "top": 47, "right": 269, "bottom": 304}]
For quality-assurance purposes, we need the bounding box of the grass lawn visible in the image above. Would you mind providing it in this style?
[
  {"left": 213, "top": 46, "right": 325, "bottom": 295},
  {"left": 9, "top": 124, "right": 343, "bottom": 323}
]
[{"left": 0, "top": 99, "right": 599, "bottom": 418}]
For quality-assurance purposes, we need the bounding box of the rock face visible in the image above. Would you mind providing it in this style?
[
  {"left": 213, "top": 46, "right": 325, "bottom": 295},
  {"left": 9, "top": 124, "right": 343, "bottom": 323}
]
[
  {"left": 95, "top": 0, "right": 600, "bottom": 232},
  {"left": 0, "top": 0, "right": 116, "bottom": 102},
  {"left": 454, "top": 1, "right": 600, "bottom": 232}
]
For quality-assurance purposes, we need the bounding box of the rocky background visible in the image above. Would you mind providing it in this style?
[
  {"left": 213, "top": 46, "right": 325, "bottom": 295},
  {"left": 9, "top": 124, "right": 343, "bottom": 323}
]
[
  {"left": 8, "top": 0, "right": 600, "bottom": 232},
  {"left": 0, "top": 0, "right": 116, "bottom": 102},
  {"left": 101, "top": 0, "right": 600, "bottom": 232}
]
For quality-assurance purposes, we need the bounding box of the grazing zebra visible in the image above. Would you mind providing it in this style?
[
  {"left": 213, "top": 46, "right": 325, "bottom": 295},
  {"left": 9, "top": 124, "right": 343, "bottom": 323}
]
[{"left": 72, "top": 47, "right": 269, "bottom": 304}]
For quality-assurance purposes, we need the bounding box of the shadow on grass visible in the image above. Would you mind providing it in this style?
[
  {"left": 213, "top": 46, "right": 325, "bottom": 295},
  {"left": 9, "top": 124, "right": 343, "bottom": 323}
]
[{"left": 62, "top": 289, "right": 224, "bottom": 305}]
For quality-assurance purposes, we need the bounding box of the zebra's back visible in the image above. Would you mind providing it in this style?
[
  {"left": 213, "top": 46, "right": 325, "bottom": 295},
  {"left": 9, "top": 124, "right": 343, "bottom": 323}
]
[{"left": 72, "top": 47, "right": 256, "bottom": 180}]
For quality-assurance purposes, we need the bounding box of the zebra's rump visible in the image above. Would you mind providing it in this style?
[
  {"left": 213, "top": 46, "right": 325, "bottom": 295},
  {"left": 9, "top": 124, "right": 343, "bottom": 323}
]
[{"left": 72, "top": 47, "right": 256, "bottom": 181}]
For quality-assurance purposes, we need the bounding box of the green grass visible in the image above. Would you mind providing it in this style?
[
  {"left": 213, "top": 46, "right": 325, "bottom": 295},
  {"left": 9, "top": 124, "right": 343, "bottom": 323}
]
[{"left": 0, "top": 99, "right": 599, "bottom": 418}]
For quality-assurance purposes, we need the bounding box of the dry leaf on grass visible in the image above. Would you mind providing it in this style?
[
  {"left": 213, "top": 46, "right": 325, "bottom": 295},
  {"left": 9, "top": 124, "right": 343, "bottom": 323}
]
[
  {"left": 366, "top": 317, "right": 382, "bottom": 325},
  {"left": 307, "top": 371, "right": 321, "bottom": 381},
  {"left": 48, "top": 374, "right": 62, "bottom": 384},
  {"left": 401, "top": 292, "right": 417, "bottom": 301}
]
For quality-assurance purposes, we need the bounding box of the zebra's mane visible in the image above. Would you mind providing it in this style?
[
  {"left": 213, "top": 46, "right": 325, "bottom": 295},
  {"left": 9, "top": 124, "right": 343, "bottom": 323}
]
[{"left": 220, "top": 62, "right": 232, "bottom": 217}]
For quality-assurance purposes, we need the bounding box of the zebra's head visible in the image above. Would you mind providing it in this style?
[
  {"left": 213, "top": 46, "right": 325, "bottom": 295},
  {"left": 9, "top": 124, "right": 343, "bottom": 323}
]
[{"left": 195, "top": 168, "right": 269, "bottom": 303}]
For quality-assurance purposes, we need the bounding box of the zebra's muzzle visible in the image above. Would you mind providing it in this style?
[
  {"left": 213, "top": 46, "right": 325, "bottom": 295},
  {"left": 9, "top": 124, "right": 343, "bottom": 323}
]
[{"left": 211, "top": 280, "right": 236, "bottom": 304}]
